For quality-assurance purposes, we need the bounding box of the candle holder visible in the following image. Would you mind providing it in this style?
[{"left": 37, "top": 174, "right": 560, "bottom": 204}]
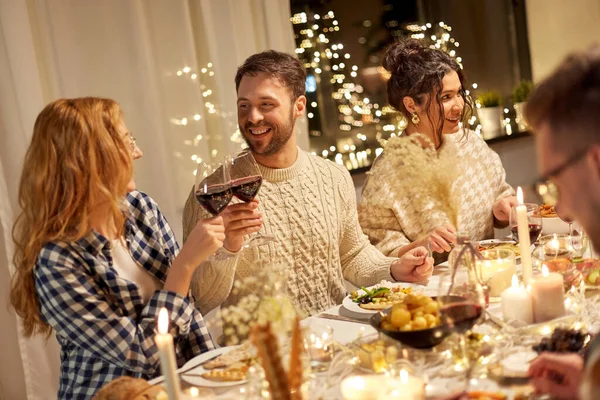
[
  {"left": 532, "top": 240, "right": 582, "bottom": 292},
  {"left": 303, "top": 324, "right": 335, "bottom": 373},
  {"left": 476, "top": 249, "right": 516, "bottom": 299}
]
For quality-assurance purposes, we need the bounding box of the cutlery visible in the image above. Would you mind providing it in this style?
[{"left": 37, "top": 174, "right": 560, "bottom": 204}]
[
  {"left": 152, "top": 352, "right": 221, "bottom": 385},
  {"left": 317, "top": 313, "right": 370, "bottom": 324}
]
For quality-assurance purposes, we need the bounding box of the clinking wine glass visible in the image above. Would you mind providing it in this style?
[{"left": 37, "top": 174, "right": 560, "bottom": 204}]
[
  {"left": 230, "top": 150, "right": 275, "bottom": 248},
  {"left": 509, "top": 203, "right": 542, "bottom": 244},
  {"left": 194, "top": 157, "right": 233, "bottom": 259}
]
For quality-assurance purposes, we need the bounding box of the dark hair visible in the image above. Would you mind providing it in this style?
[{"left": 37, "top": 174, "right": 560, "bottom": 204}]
[
  {"left": 383, "top": 39, "right": 473, "bottom": 143},
  {"left": 525, "top": 44, "right": 600, "bottom": 150},
  {"left": 235, "top": 50, "right": 306, "bottom": 100}
]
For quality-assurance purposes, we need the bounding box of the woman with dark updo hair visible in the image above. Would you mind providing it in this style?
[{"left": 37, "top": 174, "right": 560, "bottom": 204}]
[{"left": 358, "top": 40, "right": 516, "bottom": 261}]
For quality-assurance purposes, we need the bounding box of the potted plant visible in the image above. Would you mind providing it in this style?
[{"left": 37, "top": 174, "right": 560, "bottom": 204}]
[
  {"left": 476, "top": 91, "right": 503, "bottom": 138},
  {"left": 513, "top": 80, "right": 534, "bottom": 132}
]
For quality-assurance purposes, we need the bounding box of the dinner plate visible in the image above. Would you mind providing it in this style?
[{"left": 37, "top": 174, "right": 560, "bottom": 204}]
[
  {"left": 341, "top": 282, "right": 435, "bottom": 315},
  {"left": 477, "top": 239, "right": 522, "bottom": 258},
  {"left": 151, "top": 346, "right": 248, "bottom": 388}
]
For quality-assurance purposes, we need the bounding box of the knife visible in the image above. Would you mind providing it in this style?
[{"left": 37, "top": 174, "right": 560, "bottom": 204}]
[
  {"left": 317, "top": 313, "right": 370, "bottom": 325},
  {"left": 152, "top": 352, "right": 221, "bottom": 385}
]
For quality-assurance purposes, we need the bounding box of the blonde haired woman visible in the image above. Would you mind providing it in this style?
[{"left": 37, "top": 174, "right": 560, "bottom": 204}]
[{"left": 10, "top": 98, "right": 224, "bottom": 399}]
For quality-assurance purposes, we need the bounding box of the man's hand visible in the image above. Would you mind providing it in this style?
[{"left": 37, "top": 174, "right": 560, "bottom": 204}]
[
  {"left": 390, "top": 246, "right": 434, "bottom": 283},
  {"left": 528, "top": 352, "right": 584, "bottom": 400},
  {"left": 493, "top": 195, "right": 518, "bottom": 223},
  {"left": 424, "top": 224, "right": 457, "bottom": 253},
  {"left": 220, "top": 199, "right": 263, "bottom": 252}
]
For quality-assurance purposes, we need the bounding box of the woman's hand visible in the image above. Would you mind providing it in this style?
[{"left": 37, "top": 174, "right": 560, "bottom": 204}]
[
  {"left": 424, "top": 224, "right": 457, "bottom": 253},
  {"left": 493, "top": 195, "right": 518, "bottom": 223},
  {"left": 391, "top": 246, "right": 434, "bottom": 283},
  {"left": 165, "top": 216, "right": 226, "bottom": 295},
  {"left": 178, "top": 216, "right": 226, "bottom": 267}
]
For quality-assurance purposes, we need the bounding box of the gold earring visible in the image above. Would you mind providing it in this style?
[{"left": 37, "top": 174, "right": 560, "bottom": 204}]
[{"left": 411, "top": 112, "right": 420, "bottom": 125}]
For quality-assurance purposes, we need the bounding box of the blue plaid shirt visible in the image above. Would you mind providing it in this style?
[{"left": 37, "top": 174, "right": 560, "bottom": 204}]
[{"left": 34, "top": 190, "right": 215, "bottom": 399}]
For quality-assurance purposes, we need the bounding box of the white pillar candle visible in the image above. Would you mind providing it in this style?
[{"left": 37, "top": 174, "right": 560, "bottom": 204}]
[
  {"left": 516, "top": 187, "right": 533, "bottom": 284},
  {"left": 501, "top": 275, "right": 534, "bottom": 324},
  {"left": 341, "top": 373, "right": 425, "bottom": 400},
  {"left": 155, "top": 308, "right": 181, "bottom": 400},
  {"left": 389, "top": 370, "right": 426, "bottom": 400},
  {"left": 477, "top": 257, "right": 517, "bottom": 297},
  {"left": 531, "top": 265, "right": 566, "bottom": 323}
]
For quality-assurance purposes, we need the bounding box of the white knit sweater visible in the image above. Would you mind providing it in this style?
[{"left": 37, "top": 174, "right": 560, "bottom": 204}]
[
  {"left": 183, "top": 149, "right": 394, "bottom": 317},
  {"left": 358, "top": 131, "right": 514, "bottom": 257}
]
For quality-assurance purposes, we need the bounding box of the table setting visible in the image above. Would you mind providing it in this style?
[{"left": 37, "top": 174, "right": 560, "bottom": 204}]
[{"left": 145, "top": 189, "right": 600, "bottom": 400}]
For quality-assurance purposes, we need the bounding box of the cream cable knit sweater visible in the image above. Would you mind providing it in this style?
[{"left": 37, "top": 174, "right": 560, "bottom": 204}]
[
  {"left": 183, "top": 149, "right": 395, "bottom": 317},
  {"left": 358, "top": 131, "right": 514, "bottom": 257}
]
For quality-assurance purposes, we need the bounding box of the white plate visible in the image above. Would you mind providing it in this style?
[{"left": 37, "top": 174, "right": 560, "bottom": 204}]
[
  {"left": 487, "top": 304, "right": 576, "bottom": 330},
  {"left": 150, "top": 346, "right": 247, "bottom": 388},
  {"left": 341, "top": 282, "right": 435, "bottom": 315},
  {"left": 477, "top": 239, "right": 522, "bottom": 258}
]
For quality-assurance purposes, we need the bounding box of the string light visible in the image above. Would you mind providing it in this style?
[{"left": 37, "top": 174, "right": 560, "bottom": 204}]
[{"left": 292, "top": 11, "right": 472, "bottom": 170}]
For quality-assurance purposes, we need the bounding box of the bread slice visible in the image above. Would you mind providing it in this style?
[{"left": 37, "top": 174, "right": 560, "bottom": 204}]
[
  {"left": 203, "top": 341, "right": 252, "bottom": 369},
  {"left": 201, "top": 363, "right": 249, "bottom": 382}
]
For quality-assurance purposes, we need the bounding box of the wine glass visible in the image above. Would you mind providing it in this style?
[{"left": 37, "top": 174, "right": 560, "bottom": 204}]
[
  {"left": 509, "top": 203, "right": 542, "bottom": 244},
  {"left": 570, "top": 221, "right": 589, "bottom": 258},
  {"left": 194, "top": 157, "right": 233, "bottom": 260},
  {"left": 230, "top": 150, "right": 275, "bottom": 247},
  {"left": 195, "top": 157, "right": 233, "bottom": 216},
  {"left": 437, "top": 238, "right": 486, "bottom": 391}
]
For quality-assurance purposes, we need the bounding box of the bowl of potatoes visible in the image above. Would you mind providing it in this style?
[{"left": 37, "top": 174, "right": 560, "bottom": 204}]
[{"left": 370, "top": 293, "right": 454, "bottom": 348}]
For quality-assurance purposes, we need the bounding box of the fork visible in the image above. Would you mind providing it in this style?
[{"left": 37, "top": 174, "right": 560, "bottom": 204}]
[{"left": 152, "top": 352, "right": 221, "bottom": 385}]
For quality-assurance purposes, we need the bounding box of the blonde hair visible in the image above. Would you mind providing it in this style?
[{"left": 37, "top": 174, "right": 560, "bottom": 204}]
[{"left": 10, "top": 97, "right": 133, "bottom": 337}]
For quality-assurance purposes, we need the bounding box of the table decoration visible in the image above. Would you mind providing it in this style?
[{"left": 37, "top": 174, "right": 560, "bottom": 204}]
[
  {"left": 250, "top": 318, "right": 305, "bottom": 400},
  {"left": 219, "top": 259, "right": 299, "bottom": 346},
  {"left": 155, "top": 307, "right": 181, "bottom": 400},
  {"left": 304, "top": 323, "right": 335, "bottom": 372},
  {"left": 531, "top": 265, "right": 566, "bottom": 323},
  {"left": 500, "top": 275, "right": 533, "bottom": 324},
  {"left": 513, "top": 187, "right": 534, "bottom": 284},
  {"left": 477, "top": 249, "right": 517, "bottom": 298}
]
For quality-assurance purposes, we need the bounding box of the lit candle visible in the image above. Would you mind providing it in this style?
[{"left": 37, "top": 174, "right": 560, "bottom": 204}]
[
  {"left": 531, "top": 265, "right": 566, "bottom": 323},
  {"left": 500, "top": 275, "right": 534, "bottom": 324},
  {"left": 476, "top": 256, "right": 517, "bottom": 297},
  {"left": 391, "top": 370, "right": 426, "bottom": 399},
  {"left": 341, "top": 373, "right": 425, "bottom": 400},
  {"left": 155, "top": 308, "right": 181, "bottom": 400},
  {"left": 516, "top": 187, "right": 533, "bottom": 284}
]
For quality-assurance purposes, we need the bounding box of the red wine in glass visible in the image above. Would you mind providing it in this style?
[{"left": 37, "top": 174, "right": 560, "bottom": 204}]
[
  {"left": 196, "top": 183, "right": 233, "bottom": 215},
  {"left": 510, "top": 223, "right": 542, "bottom": 244},
  {"left": 231, "top": 175, "right": 262, "bottom": 202},
  {"left": 230, "top": 150, "right": 275, "bottom": 247},
  {"left": 440, "top": 301, "right": 482, "bottom": 334}
]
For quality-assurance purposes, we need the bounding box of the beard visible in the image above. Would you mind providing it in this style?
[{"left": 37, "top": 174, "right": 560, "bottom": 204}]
[{"left": 242, "top": 109, "right": 295, "bottom": 156}]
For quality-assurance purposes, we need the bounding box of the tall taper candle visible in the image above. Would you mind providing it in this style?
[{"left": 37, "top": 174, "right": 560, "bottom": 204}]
[
  {"left": 156, "top": 308, "right": 181, "bottom": 400},
  {"left": 516, "top": 187, "right": 533, "bottom": 284}
]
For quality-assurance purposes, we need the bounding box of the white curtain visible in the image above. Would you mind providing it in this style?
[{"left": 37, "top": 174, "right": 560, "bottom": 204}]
[{"left": 0, "top": 0, "right": 307, "bottom": 398}]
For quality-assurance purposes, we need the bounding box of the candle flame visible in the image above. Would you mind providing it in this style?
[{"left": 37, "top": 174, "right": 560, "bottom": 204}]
[
  {"left": 351, "top": 376, "right": 365, "bottom": 390},
  {"left": 158, "top": 307, "right": 169, "bottom": 335},
  {"left": 549, "top": 239, "right": 560, "bottom": 250},
  {"left": 517, "top": 186, "right": 523, "bottom": 204},
  {"left": 542, "top": 264, "right": 549, "bottom": 277},
  {"left": 400, "top": 369, "right": 408, "bottom": 384},
  {"left": 511, "top": 274, "right": 519, "bottom": 288},
  {"left": 189, "top": 387, "right": 200, "bottom": 397}
]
